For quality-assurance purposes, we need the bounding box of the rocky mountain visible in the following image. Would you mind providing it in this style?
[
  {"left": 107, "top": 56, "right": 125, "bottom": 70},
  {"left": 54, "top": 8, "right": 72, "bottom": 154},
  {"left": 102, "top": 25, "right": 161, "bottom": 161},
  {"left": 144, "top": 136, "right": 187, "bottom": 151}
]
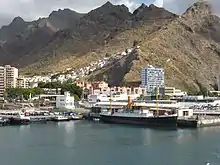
[
  {"left": 47, "top": 9, "right": 84, "bottom": 30},
  {"left": 0, "top": 8, "right": 85, "bottom": 66},
  {"left": 0, "top": 1, "right": 176, "bottom": 68},
  {"left": 132, "top": 3, "right": 176, "bottom": 27},
  {"left": 0, "top": 9, "right": 84, "bottom": 42},
  {"left": 0, "top": 1, "right": 219, "bottom": 92},
  {"left": 90, "top": 1, "right": 220, "bottom": 92},
  {"left": 0, "top": 17, "right": 29, "bottom": 42}
]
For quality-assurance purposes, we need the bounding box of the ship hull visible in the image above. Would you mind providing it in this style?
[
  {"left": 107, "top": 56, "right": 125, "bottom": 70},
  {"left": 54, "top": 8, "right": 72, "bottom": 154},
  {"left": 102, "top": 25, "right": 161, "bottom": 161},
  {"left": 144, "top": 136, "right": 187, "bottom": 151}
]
[
  {"left": 100, "top": 114, "right": 177, "bottom": 127},
  {"left": 9, "top": 118, "right": 30, "bottom": 125},
  {"left": 51, "top": 118, "right": 70, "bottom": 122}
]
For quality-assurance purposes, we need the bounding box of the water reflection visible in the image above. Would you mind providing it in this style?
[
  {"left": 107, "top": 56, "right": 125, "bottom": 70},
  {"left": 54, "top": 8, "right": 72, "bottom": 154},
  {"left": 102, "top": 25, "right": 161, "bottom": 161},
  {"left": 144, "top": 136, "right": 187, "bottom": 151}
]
[
  {"left": 176, "top": 129, "right": 199, "bottom": 144},
  {"left": 141, "top": 128, "right": 152, "bottom": 146},
  {"left": 63, "top": 121, "right": 76, "bottom": 148},
  {"left": 64, "top": 121, "right": 75, "bottom": 134},
  {"left": 18, "top": 125, "right": 30, "bottom": 132},
  {"left": 57, "top": 121, "right": 69, "bottom": 127},
  {"left": 198, "top": 126, "right": 220, "bottom": 134}
]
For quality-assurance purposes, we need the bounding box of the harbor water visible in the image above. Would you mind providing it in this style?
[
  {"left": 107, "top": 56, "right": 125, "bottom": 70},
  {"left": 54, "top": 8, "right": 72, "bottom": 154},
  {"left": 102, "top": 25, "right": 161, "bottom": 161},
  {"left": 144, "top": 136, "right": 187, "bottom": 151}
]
[{"left": 0, "top": 121, "right": 220, "bottom": 165}]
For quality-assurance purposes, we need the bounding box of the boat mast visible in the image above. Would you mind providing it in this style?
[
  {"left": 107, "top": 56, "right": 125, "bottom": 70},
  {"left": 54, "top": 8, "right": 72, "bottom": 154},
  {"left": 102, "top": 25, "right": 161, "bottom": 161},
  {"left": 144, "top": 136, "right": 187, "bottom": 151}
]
[
  {"left": 110, "top": 88, "right": 112, "bottom": 114},
  {"left": 156, "top": 87, "right": 159, "bottom": 116}
]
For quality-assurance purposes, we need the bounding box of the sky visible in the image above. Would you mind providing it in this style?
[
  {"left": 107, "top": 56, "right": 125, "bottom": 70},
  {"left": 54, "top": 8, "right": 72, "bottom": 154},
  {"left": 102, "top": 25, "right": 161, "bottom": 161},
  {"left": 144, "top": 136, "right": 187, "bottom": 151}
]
[{"left": 0, "top": 0, "right": 219, "bottom": 27}]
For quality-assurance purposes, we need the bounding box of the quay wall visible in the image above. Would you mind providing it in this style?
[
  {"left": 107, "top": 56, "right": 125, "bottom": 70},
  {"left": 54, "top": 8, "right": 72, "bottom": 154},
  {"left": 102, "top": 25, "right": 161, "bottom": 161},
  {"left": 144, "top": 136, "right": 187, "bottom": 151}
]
[
  {"left": 198, "top": 118, "right": 220, "bottom": 127},
  {"left": 178, "top": 116, "right": 220, "bottom": 128}
]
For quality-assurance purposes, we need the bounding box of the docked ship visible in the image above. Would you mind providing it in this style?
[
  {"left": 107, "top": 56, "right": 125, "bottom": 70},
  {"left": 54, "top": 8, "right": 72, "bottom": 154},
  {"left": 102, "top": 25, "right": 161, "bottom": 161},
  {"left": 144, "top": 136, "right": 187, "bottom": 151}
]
[
  {"left": 100, "top": 95, "right": 178, "bottom": 127},
  {"left": 88, "top": 93, "right": 180, "bottom": 121},
  {"left": 9, "top": 113, "right": 31, "bottom": 125}
]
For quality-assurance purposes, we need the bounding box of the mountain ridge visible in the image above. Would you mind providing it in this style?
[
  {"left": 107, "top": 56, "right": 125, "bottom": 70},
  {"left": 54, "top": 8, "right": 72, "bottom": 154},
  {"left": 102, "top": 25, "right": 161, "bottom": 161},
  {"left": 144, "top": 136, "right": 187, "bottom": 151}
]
[
  {"left": 88, "top": 1, "right": 220, "bottom": 91},
  {"left": 0, "top": 2, "right": 176, "bottom": 65},
  {"left": 0, "top": 1, "right": 219, "bottom": 92}
]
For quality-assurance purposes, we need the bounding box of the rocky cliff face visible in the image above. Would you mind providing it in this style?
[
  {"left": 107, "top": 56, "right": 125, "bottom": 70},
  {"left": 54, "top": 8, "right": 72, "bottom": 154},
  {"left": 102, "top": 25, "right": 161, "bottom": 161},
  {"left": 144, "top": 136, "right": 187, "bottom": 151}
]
[
  {"left": 89, "top": 1, "right": 220, "bottom": 91},
  {"left": 123, "top": 1, "right": 220, "bottom": 91},
  {"left": 0, "top": 17, "right": 29, "bottom": 42}
]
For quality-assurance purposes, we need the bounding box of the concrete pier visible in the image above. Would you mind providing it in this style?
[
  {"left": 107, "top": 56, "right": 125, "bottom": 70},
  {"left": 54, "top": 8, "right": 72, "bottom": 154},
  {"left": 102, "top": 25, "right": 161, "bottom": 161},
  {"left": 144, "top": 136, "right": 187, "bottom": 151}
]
[{"left": 177, "top": 116, "right": 220, "bottom": 128}]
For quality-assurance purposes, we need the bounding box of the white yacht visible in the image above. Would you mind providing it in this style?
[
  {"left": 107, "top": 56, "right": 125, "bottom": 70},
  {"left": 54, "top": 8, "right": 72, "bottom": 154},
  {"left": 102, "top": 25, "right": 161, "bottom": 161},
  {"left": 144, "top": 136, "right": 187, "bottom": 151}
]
[{"left": 52, "top": 115, "right": 70, "bottom": 122}]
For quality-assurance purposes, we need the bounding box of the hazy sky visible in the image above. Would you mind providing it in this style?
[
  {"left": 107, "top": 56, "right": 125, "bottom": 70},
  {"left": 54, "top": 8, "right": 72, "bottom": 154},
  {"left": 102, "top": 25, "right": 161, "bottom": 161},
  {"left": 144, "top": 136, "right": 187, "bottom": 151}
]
[{"left": 0, "top": 0, "right": 219, "bottom": 27}]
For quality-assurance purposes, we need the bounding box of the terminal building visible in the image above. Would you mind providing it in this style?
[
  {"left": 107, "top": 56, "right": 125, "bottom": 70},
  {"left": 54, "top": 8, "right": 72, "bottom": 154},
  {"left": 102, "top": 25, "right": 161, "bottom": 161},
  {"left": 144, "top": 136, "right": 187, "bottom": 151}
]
[
  {"left": 17, "top": 77, "right": 30, "bottom": 88},
  {"left": 56, "top": 92, "right": 75, "bottom": 110}
]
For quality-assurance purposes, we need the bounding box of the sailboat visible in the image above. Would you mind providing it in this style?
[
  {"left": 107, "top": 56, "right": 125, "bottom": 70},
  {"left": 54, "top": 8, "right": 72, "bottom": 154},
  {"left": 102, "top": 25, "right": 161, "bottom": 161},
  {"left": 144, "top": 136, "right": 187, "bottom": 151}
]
[{"left": 100, "top": 87, "right": 178, "bottom": 127}]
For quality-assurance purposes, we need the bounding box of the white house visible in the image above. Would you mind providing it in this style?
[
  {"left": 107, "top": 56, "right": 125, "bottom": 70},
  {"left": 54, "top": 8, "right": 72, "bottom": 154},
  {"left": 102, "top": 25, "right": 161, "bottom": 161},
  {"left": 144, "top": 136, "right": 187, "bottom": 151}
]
[
  {"left": 178, "top": 108, "right": 193, "bottom": 118},
  {"left": 88, "top": 94, "right": 109, "bottom": 103},
  {"left": 56, "top": 92, "right": 75, "bottom": 110}
]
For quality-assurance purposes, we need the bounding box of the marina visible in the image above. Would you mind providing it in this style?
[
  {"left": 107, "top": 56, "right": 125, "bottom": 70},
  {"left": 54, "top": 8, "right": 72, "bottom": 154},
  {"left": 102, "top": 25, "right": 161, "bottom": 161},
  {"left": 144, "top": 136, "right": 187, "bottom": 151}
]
[
  {"left": 0, "top": 1, "right": 220, "bottom": 164},
  {"left": 0, "top": 109, "right": 84, "bottom": 126},
  {"left": 1, "top": 120, "right": 220, "bottom": 165},
  {"left": 0, "top": 94, "right": 220, "bottom": 129}
]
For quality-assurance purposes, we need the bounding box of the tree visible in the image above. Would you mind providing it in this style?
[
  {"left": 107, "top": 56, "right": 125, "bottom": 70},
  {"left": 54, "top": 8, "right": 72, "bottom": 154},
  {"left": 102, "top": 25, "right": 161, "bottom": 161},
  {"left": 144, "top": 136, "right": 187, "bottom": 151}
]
[
  {"left": 61, "top": 84, "right": 82, "bottom": 98},
  {"left": 33, "top": 87, "right": 44, "bottom": 95},
  {"left": 66, "top": 79, "right": 74, "bottom": 84},
  {"left": 38, "top": 82, "right": 46, "bottom": 88},
  {"left": 196, "top": 81, "right": 209, "bottom": 96},
  {"left": 133, "top": 40, "right": 139, "bottom": 47},
  {"left": 38, "top": 82, "right": 62, "bottom": 89},
  {"left": 213, "top": 83, "right": 219, "bottom": 91},
  {"left": 6, "top": 88, "right": 23, "bottom": 100},
  {"left": 105, "top": 53, "right": 111, "bottom": 57},
  {"left": 73, "top": 94, "right": 80, "bottom": 101},
  {"left": 37, "top": 81, "right": 82, "bottom": 99},
  {"left": 6, "top": 88, "right": 44, "bottom": 100}
]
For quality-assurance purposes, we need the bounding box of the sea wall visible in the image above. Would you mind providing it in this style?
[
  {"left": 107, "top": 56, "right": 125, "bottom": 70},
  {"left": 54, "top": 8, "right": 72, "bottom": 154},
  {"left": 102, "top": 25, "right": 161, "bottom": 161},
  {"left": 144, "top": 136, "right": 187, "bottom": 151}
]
[{"left": 198, "top": 118, "right": 220, "bottom": 127}]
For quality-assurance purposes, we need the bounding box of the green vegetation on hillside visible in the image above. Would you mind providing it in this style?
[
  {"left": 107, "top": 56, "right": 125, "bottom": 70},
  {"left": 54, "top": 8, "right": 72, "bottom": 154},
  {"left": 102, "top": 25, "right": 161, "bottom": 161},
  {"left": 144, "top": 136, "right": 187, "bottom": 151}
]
[
  {"left": 5, "top": 81, "right": 82, "bottom": 101},
  {"left": 38, "top": 81, "right": 82, "bottom": 98},
  {"left": 6, "top": 88, "right": 44, "bottom": 100}
]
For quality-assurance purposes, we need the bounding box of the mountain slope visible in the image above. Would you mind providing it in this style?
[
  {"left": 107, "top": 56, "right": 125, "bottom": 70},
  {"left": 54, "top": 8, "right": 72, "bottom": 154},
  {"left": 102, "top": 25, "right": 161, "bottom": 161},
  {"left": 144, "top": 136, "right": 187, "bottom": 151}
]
[
  {"left": 0, "top": 2, "right": 176, "bottom": 74},
  {"left": 90, "top": 1, "right": 220, "bottom": 91},
  {"left": 0, "top": 17, "right": 29, "bottom": 42},
  {"left": 0, "top": 8, "right": 84, "bottom": 66},
  {"left": 47, "top": 9, "right": 84, "bottom": 30},
  {"left": 1, "top": 2, "right": 218, "bottom": 92}
]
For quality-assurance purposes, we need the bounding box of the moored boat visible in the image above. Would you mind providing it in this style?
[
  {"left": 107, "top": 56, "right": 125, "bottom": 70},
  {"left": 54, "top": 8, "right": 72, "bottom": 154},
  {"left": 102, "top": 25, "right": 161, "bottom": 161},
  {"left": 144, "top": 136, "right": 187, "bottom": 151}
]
[
  {"left": 100, "top": 110, "right": 177, "bottom": 127},
  {"left": 30, "top": 118, "right": 48, "bottom": 124},
  {"left": 100, "top": 91, "right": 178, "bottom": 127},
  {"left": 71, "top": 115, "right": 81, "bottom": 120},
  {"left": 64, "top": 112, "right": 82, "bottom": 120},
  {"left": 0, "top": 117, "right": 10, "bottom": 126},
  {"left": 52, "top": 115, "right": 70, "bottom": 122},
  {"left": 9, "top": 113, "right": 30, "bottom": 125}
]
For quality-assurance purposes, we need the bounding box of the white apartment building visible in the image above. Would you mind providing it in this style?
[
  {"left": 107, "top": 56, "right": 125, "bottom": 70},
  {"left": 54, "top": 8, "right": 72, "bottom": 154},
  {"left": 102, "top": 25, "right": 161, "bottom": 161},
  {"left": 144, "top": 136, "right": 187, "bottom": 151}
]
[
  {"left": 56, "top": 92, "right": 75, "bottom": 110},
  {"left": 165, "top": 87, "right": 187, "bottom": 98},
  {"left": 5, "top": 65, "right": 18, "bottom": 88},
  {"left": 0, "top": 65, "right": 18, "bottom": 99},
  {"left": 17, "top": 77, "right": 30, "bottom": 88},
  {"left": 141, "top": 65, "right": 164, "bottom": 92},
  {"left": 0, "top": 66, "right": 5, "bottom": 100}
]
